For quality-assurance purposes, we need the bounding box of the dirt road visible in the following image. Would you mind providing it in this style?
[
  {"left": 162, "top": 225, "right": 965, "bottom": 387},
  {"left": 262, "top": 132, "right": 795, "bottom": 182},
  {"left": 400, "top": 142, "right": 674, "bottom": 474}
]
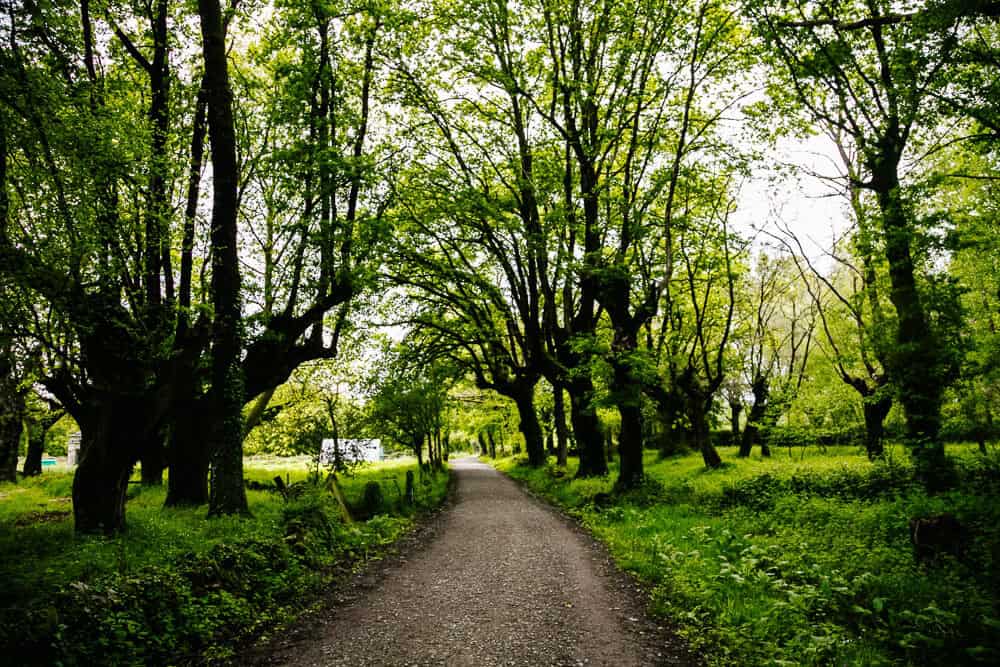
[{"left": 261, "top": 458, "right": 696, "bottom": 666}]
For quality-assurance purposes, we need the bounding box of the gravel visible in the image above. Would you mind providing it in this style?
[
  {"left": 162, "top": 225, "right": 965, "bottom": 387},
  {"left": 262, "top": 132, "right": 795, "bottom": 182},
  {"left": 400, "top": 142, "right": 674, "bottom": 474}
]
[{"left": 254, "top": 457, "right": 699, "bottom": 667}]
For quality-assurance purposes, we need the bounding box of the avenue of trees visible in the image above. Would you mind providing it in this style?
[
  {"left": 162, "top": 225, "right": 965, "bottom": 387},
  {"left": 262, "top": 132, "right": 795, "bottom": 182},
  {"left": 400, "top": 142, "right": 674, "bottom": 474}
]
[{"left": 1, "top": 0, "right": 999, "bottom": 532}]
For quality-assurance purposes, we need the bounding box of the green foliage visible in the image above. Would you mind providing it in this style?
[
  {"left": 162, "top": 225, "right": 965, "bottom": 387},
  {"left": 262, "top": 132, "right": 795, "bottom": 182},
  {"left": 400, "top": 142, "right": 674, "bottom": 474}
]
[
  {"left": 495, "top": 446, "right": 1000, "bottom": 666},
  {"left": 0, "top": 458, "right": 449, "bottom": 665}
]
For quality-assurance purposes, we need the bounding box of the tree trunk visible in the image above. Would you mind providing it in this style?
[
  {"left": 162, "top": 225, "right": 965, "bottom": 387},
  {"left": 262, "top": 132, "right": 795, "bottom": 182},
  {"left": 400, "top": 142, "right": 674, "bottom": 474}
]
[
  {"left": 872, "top": 159, "right": 946, "bottom": 487},
  {"left": 568, "top": 379, "right": 607, "bottom": 477},
  {"left": 739, "top": 379, "right": 769, "bottom": 458},
  {"left": 863, "top": 395, "right": 892, "bottom": 461},
  {"left": 140, "top": 426, "right": 166, "bottom": 485},
  {"left": 729, "top": 401, "right": 742, "bottom": 446},
  {"left": 0, "top": 346, "right": 24, "bottom": 483},
  {"left": 199, "top": 0, "right": 248, "bottom": 517},
  {"left": 513, "top": 387, "right": 545, "bottom": 466},
  {"left": 653, "top": 390, "right": 687, "bottom": 457},
  {"left": 22, "top": 409, "right": 62, "bottom": 477},
  {"left": 72, "top": 400, "right": 149, "bottom": 534},
  {"left": 690, "top": 396, "right": 722, "bottom": 469},
  {"left": 163, "top": 362, "right": 211, "bottom": 504},
  {"left": 165, "top": 409, "right": 210, "bottom": 506},
  {"left": 553, "top": 385, "right": 569, "bottom": 467},
  {"left": 613, "top": 361, "right": 645, "bottom": 491},
  {"left": 22, "top": 425, "right": 44, "bottom": 477},
  {"left": 0, "top": 406, "right": 21, "bottom": 483},
  {"left": 477, "top": 431, "right": 488, "bottom": 456}
]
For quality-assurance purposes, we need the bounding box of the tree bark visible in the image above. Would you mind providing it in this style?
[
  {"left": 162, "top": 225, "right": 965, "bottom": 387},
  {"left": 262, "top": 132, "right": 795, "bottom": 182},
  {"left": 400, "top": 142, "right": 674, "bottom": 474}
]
[
  {"left": 739, "top": 378, "right": 769, "bottom": 458},
  {"left": 0, "top": 406, "right": 21, "bottom": 483},
  {"left": 72, "top": 400, "right": 149, "bottom": 534},
  {"left": 198, "top": 0, "right": 248, "bottom": 517},
  {"left": 568, "top": 379, "right": 607, "bottom": 477},
  {"left": 553, "top": 385, "right": 569, "bottom": 467},
  {"left": 690, "top": 395, "right": 722, "bottom": 468},
  {"left": 613, "top": 361, "right": 645, "bottom": 491},
  {"left": 22, "top": 408, "right": 63, "bottom": 477},
  {"left": 512, "top": 385, "right": 545, "bottom": 466},
  {"left": 165, "top": 404, "right": 211, "bottom": 505},
  {"left": 729, "top": 400, "right": 742, "bottom": 446},
  {"left": 139, "top": 425, "right": 166, "bottom": 485},
  {"left": 0, "top": 346, "right": 25, "bottom": 483},
  {"left": 863, "top": 394, "right": 892, "bottom": 461},
  {"left": 871, "top": 150, "right": 946, "bottom": 487},
  {"left": 22, "top": 425, "right": 44, "bottom": 477}
]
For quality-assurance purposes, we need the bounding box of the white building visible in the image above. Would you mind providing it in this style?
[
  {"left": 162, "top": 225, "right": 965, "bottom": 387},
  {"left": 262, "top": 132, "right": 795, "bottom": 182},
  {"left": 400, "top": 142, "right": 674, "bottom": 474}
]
[{"left": 320, "top": 438, "right": 383, "bottom": 465}]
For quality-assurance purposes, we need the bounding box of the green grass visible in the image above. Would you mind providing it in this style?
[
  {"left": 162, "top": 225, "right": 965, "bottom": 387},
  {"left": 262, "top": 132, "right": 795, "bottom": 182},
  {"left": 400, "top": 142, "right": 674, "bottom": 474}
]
[
  {"left": 0, "top": 456, "right": 449, "bottom": 665},
  {"left": 492, "top": 444, "right": 1000, "bottom": 666}
]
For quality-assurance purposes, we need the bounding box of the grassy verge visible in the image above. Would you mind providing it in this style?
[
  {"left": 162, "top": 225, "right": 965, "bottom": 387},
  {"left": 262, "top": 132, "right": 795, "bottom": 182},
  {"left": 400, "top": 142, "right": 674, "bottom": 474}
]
[
  {"left": 0, "top": 457, "right": 449, "bottom": 666},
  {"left": 491, "top": 445, "right": 1000, "bottom": 666}
]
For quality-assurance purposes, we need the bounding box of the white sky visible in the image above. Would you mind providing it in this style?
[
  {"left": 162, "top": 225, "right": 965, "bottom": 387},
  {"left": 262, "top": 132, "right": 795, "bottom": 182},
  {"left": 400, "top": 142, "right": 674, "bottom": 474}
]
[{"left": 732, "top": 133, "right": 854, "bottom": 265}]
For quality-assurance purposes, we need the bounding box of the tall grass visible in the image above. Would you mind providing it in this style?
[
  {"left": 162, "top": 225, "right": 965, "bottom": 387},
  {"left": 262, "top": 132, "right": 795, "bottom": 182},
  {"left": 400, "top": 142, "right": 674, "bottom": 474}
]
[{"left": 0, "top": 457, "right": 449, "bottom": 665}]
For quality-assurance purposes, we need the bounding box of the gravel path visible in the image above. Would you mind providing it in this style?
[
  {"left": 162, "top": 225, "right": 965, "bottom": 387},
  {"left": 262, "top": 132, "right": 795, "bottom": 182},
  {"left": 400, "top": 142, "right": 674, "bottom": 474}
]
[{"left": 261, "top": 458, "right": 697, "bottom": 667}]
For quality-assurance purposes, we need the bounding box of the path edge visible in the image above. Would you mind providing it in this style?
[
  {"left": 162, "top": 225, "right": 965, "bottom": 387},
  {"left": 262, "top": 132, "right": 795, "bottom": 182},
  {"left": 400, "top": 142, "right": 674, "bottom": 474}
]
[
  {"left": 239, "top": 465, "right": 460, "bottom": 666},
  {"left": 483, "top": 457, "right": 704, "bottom": 667}
]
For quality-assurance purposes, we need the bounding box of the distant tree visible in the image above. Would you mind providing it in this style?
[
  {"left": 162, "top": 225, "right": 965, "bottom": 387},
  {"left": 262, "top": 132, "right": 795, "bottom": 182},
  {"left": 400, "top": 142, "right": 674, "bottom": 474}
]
[
  {"left": 22, "top": 394, "right": 64, "bottom": 477},
  {"left": 735, "top": 253, "right": 816, "bottom": 458},
  {"left": 367, "top": 348, "right": 457, "bottom": 470}
]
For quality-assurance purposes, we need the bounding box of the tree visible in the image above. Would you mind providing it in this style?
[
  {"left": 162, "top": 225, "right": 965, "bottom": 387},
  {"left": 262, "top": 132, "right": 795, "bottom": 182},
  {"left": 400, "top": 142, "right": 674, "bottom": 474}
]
[
  {"left": 652, "top": 189, "right": 741, "bottom": 469},
  {"left": 0, "top": 0, "right": 180, "bottom": 530},
  {"left": 770, "top": 219, "right": 895, "bottom": 460},
  {"left": 22, "top": 393, "right": 64, "bottom": 477},
  {"left": 749, "top": 0, "right": 990, "bottom": 486},
  {"left": 735, "top": 253, "right": 816, "bottom": 457},
  {"left": 198, "top": 0, "right": 248, "bottom": 517},
  {"left": 0, "top": 333, "right": 25, "bottom": 483},
  {"left": 368, "top": 349, "right": 456, "bottom": 469}
]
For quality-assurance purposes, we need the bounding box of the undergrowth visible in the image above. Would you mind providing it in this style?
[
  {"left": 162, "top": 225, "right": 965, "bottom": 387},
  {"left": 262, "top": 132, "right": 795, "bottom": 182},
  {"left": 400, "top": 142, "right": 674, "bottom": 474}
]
[
  {"left": 493, "top": 445, "right": 1000, "bottom": 666},
  {"left": 0, "top": 457, "right": 449, "bottom": 666}
]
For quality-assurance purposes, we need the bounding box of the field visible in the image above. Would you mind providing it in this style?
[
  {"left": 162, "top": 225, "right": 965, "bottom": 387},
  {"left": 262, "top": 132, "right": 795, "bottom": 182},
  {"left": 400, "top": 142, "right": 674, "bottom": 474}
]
[
  {"left": 0, "top": 456, "right": 449, "bottom": 666},
  {"left": 494, "top": 444, "right": 1000, "bottom": 666}
]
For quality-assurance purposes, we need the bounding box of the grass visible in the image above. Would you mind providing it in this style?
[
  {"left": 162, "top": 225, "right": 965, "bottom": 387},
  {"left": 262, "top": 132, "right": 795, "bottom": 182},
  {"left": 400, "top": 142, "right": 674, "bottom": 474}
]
[
  {"left": 0, "top": 456, "right": 449, "bottom": 665},
  {"left": 491, "top": 443, "right": 1000, "bottom": 666}
]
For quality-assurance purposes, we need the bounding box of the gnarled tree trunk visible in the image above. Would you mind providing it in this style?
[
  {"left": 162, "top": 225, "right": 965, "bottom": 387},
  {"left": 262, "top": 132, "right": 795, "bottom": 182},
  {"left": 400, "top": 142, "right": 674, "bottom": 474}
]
[
  {"left": 568, "top": 378, "right": 608, "bottom": 477},
  {"left": 863, "top": 394, "right": 892, "bottom": 461},
  {"left": 871, "top": 151, "right": 947, "bottom": 487},
  {"left": 72, "top": 398, "right": 151, "bottom": 534},
  {"left": 689, "top": 394, "right": 722, "bottom": 469},
  {"left": 739, "top": 378, "right": 769, "bottom": 458},
  {"left": 612, "top": 359, "right": 645, "bottom": 491},
  {"left": 511, "top": 384, "right": 545, "bottom": 466},
  {"left": 553, "top": 385, "right": 569, "bottom": 467},
  {"left": 165, "top": 405, "right": 211, "bottom": 505}
]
